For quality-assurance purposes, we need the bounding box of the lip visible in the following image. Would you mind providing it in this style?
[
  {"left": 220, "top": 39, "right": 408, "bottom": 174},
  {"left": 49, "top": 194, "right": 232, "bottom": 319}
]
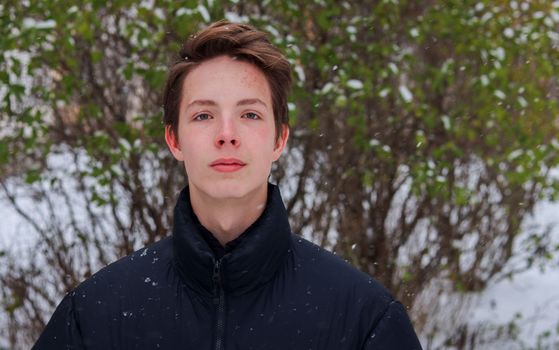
[{"left": 210, "top": 158, "right": 246, "bottom": 173}]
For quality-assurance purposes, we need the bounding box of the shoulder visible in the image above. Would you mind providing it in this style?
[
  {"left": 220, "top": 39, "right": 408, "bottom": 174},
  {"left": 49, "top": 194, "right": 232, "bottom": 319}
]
[
  {"left": 288, "top": 234, "right": 394, "bottom": 308},
  {"left": 285, "top": 235, "right": 416, "bottom": 345},
  {"left": 36, "top": 237, "right": 181, "bottom": 348},
  {"left": 72, "top": 236, "right": 175, "bottom": 298}
]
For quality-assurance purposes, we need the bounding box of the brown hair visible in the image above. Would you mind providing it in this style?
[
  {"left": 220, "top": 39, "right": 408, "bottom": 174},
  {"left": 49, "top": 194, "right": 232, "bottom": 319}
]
[{"left": 163, "top": 20, "right": 292, "bottom": 141}]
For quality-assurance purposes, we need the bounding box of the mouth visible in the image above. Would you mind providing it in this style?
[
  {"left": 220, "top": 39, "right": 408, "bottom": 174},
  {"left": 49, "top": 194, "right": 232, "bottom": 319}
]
[{"left": 210, "top": 158, "right": 246, "bottom": 173}]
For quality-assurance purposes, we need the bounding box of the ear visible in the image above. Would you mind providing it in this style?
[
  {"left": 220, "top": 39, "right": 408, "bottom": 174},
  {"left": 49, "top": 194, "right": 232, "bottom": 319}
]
[
  {"left": 165, "top": 125, "right": 185, "bottom": 161},
  {"left": 272, "top": 125, "right": 289, "bottom": 161}
]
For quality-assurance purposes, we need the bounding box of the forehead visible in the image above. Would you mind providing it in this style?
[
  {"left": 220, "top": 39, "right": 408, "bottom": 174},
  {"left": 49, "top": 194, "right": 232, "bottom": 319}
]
[{"left": 181, "top": 55, "right": 272, "bottom": 108}]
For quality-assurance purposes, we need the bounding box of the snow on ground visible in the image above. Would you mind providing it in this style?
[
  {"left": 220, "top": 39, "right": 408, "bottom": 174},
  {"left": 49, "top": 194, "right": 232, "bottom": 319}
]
[{"left": 469, "top": 199, "right": 559, "bottom": 348}]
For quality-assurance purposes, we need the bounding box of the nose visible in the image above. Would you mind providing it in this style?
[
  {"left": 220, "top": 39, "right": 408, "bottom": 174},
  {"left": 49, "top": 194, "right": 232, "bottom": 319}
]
[{"left": 214, "top": 118, "right": 240, "bottom": 148}]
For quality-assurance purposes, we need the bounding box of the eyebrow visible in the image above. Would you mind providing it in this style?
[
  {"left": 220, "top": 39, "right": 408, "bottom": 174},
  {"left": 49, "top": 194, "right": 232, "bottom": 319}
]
[
  {"left": 186, "top": 99, "right": 217, "bottom": 108},
  {"left": 186, "top": 98, "right": 268, "bottom": 110},
  {"left": 236, "top": 98, "right": 268, "bottom": 110}
]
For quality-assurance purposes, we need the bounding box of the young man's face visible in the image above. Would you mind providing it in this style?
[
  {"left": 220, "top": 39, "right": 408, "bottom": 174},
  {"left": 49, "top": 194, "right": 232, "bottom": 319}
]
[{"left": 165, "top": 55, "right": 288, "bottom": 201}]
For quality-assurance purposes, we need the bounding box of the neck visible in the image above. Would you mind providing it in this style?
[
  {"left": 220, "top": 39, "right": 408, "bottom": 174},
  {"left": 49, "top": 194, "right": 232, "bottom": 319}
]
[{"left": 189, "top": 185, "right": 268, "bottom": 246}]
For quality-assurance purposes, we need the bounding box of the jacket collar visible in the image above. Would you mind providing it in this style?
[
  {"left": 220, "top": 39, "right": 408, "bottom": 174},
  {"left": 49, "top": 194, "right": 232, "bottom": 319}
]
[{"left": 172, "top": 183, "right": 291, "bottom": 297}]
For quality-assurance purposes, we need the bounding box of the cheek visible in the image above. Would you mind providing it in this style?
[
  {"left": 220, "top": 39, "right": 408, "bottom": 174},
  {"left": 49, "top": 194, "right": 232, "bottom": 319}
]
[
  {"left": 250, "top": 123, "right": 276, "bottom": 143},
  {"left": 178, "top": 137, "right": 202, "bottom": 166},
  {"left": 257, "top": 142, "right": 280, "bottom": 165},
  {"left": 180, "top": 127, "right": 206, "bottom": 149}
]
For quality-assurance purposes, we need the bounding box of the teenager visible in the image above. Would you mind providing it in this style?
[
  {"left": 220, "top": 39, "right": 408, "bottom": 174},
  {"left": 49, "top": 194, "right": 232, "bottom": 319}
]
[{"left": 33, "top": 21, "right": 422, "bottom": 349}]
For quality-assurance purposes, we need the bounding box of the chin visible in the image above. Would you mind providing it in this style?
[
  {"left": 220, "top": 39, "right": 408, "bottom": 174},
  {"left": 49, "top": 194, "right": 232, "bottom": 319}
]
[{"left": 193, "top": 179, "right": 265, "bottom": 201}]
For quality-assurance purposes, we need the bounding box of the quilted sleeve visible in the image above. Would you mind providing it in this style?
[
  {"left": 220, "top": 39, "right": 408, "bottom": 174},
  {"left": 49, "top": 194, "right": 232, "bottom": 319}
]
[
  {"left": 32, "top": 293, "right": 85, "bottom": 350},
  {"left": 362, "top": 300, "right": 423, "bottom": 350}
]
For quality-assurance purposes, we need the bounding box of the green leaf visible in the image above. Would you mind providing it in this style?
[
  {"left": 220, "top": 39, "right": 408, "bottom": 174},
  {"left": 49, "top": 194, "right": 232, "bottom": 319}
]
[{"left": 24, "top": 169, "right": 41, "bottom": 184}]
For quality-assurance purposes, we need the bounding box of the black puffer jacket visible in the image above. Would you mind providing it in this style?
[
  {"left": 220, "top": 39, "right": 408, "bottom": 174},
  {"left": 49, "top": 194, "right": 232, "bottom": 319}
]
[{"left": 33, "top": 184, "right": 422, "bottom": 349}]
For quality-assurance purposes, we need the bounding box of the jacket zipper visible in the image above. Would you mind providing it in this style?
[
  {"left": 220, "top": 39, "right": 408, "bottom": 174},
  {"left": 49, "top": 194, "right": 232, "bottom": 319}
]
[{"left": 213, "top": 259, "right": 225, "bottom": 350}]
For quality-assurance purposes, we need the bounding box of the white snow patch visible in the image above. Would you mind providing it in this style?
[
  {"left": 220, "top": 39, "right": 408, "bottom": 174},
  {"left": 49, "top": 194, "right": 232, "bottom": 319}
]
[
  {"left": 224, "top": 12, "right": 249, "bottom": 22},
  {"left": 294, "top": 65, "right": 306, "bottom": 82},
  {"left": 533, "top": 11, "right": 545, "bottom": 19},
  {"left": 22, "top": 18, "right": 56, "bottom": 29},
  {"left": 176, "top": 8, "right": 195, "bottom": 16},
  {"left": 490, "top": 47, "right": 506, "bottom": 61},
  {"left": 197, "top": 4, "right": 210, "bottom": 22},
  {"left": 379, "top": 88, "right": 390, "bottom": 98},
  {"left": 399, "top": 85, "right": 413, "bottom": 103},
  {"left": 494, "top": 90, "right": 506, "bottom": 100},
  {"left": 503, "top": 28, "right": 515, "bottom": 38},
  {"left": 442, "top": 115, "right": 451, "bottom": 130},
  {"left": 507, "top": 149, "right": 524, "bottom": 160},
  {"left": 517, "top": 96, "right": 528, "bottom": 108},
  {"left": 321, "top": 82, "right": 335, "bottom": 94},
  {"left": 346, "top": 79, "right": 364, "bottom": 90}
]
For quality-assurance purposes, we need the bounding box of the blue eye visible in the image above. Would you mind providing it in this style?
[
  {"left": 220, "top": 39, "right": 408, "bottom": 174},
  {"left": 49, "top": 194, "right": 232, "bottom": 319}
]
[
  {"left": 242, "top": 112, "right": 260, "bottom": 120},
  {"left": 193, "top": 113, "right": 211, "bottom": 121}
]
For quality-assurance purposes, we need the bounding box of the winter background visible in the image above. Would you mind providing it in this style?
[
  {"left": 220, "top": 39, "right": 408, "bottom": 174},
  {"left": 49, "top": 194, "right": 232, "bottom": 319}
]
[{"left": 2, "top": 1, "right": 559, "bottom": 349}]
